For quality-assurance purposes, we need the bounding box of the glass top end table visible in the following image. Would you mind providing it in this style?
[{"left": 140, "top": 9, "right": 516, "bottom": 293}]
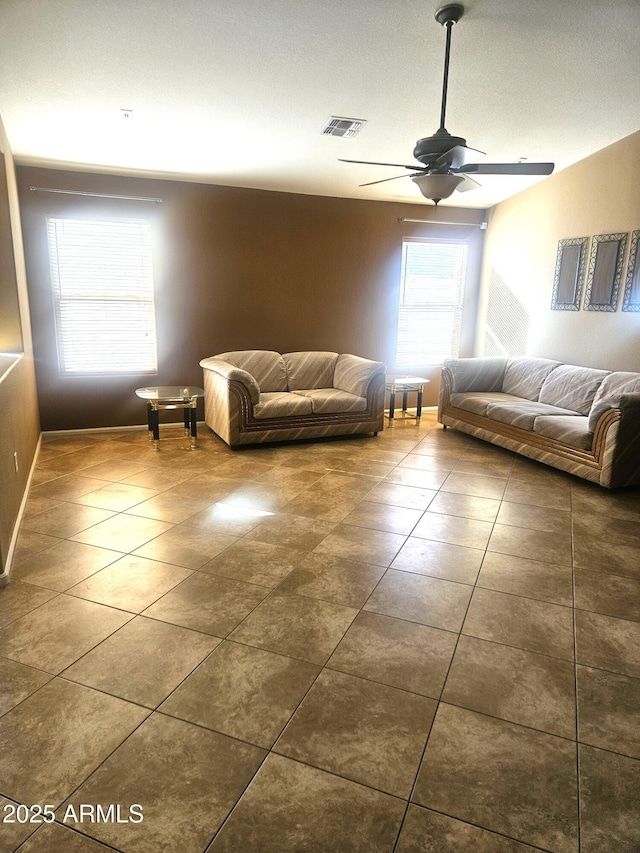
[
  {"left": 385, "top": 376, "right": 430, "bottom": 427},
  {"left": 135, "top": 386, "right": 205, "bottom": 449}
]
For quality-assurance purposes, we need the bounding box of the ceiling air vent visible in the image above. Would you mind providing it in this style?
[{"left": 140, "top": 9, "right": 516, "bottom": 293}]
[{"left": 321, "top": 117, "right": 366, "bottom": 138}]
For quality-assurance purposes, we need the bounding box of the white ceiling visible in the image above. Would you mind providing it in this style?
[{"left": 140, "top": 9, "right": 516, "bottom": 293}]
[{"left": 1, "top": 0, "right": 639, "bottom": 209}]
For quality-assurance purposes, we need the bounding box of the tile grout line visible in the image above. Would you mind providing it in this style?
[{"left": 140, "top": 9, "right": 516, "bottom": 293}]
[{"left": 390, "top": 443, "right": 508, "bottom": 851}]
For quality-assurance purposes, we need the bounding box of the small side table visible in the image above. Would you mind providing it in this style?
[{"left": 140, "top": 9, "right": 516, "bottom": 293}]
[
  {"left": 135, "top": 386, "right": 205, "bottom": 449},
  {"left": 385, "top": 376, "right": 430, "bottom": 426}
]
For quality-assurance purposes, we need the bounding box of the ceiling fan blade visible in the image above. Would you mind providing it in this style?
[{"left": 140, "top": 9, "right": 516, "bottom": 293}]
[
  {"left": 359, "top": 173, "right": 417, "bottom": 187},
  {"left": 456, "top": 174, "right": 482, "bottom": 193},
  {"left": 435, "top": 144, "right": 485, "bottom": 169},
  {"left": 456, "top": 162, "right": 555, "bottom": 176},
  {"left": 339, "top": 158, "right": 423, "bottom": 171}
]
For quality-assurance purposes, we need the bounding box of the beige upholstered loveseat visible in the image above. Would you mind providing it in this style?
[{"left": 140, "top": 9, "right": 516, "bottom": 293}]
[
  {"left": 200, "top": 350, "right": 386, "bottom": 446},
  {"left": 438, "top": 356, "right": 640, "bottom": 488}
]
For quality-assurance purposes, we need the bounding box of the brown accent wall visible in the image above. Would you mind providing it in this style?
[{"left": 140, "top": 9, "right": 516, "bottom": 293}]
[
  {"left": 17, "top": 167, "right": 485, "bottom": 430},
  {"left": 0, "top": 119, "right": 40, "bottom": 577},
  {"left": 478, "top": 131, "right": 640, "bottom": 370}
]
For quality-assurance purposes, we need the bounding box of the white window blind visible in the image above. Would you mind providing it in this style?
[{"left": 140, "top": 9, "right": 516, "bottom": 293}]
[
  {"left": 47, "top": 217, "right": 157, "bottom": 375},
  {"left": 395, "top": 239, "right": 467, "bottom": 367}
]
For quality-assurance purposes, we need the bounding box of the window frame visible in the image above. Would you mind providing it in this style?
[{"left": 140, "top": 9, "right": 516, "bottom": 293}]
[
  {"left": 46, "top": 215, "right": 158, "bottom": 377},
  {"left": 394, "top": 236, "right": 468, "bottom": 370}
]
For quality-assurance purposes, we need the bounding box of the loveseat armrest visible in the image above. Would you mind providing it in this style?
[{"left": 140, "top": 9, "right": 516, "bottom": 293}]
[
  {"left": 333, "top": 354, "right": 386, "bottom": 397},
  {"left": 199, "top": 357, "right": 260, "bottom": 404}
]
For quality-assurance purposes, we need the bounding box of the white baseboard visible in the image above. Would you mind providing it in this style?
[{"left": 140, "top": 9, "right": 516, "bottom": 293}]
[
  {"left": 42, "top": 424, "right": 148, "bottom": 437},
  {"left": 42, "top": 421, "right": 206, "bottom": 438},
  {"left": 0, "top": 433, "right": 42, "bottom": 586}
]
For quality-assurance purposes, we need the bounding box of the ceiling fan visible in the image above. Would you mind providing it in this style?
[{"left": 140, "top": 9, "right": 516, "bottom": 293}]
[{"left": 340, "top": 3, "right": 554, "bottom": 204}]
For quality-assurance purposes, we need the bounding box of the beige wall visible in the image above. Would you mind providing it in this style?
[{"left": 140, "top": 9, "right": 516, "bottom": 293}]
[
  {"left": 17, "top": 167, "right": 485, "bottom": 429},
  {"left": 0, "top": 116, "right": 40, "bottom": 579},
  {"left": 478, "top": 130, "right": 640, "bottom": 370}
]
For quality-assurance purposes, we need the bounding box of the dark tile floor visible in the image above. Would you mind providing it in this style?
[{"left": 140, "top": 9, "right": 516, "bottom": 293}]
[{"left": 1, "top": 411, "right": 639, "bottom": 852}]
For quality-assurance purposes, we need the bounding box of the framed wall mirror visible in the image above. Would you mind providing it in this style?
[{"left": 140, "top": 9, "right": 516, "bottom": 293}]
[
  {"left": 622, "top": 229, "right": 640, "bottom": 312},
  {"left": 583, "top": 232, "right": 628, "bottom": 312},
  {"left": 551, "top": 237, "right": 588, "bottom": 310}
]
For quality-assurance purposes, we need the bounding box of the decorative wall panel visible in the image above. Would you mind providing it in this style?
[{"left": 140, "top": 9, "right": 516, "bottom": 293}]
[
  {"left": 583, "top": 232, "right": 627, "bottom": 312},
  {"left": 622, "top": 229, "right": 640, "bottom": 312},
  {"left": 551, "top": 237, "right": 587, "bottom": 311}
]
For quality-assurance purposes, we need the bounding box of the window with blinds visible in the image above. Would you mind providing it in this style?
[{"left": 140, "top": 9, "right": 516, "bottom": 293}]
[
  {"left": 47, "top": 217, "right": 158, "bottom": 375},
  {"left": 395, "top": 239, "right": 467, "bottom": 367}
]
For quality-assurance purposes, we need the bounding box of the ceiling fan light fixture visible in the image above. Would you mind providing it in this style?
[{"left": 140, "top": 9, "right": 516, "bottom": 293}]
[{"left": 411, "top": 172, "right": 464, "bottom": 203}]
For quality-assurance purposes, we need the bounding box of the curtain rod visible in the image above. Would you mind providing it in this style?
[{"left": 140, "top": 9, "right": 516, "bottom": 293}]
[
  {"left": 399, "top": 217, "right": 487, "bottom": 229},
  {"left": 29, "top": 187, "right": 162, "bottom": 203}
]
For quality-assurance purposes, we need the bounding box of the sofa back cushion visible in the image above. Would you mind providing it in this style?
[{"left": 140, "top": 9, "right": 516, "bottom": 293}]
[
  {"left": 539, "top": 364, "right": 610, "bottom": 415},
  {"left": 333, "top": 353, "right": 385, "bottom": 397},
  {"left": 215, "top": 350, "right": 287, "bottom": 392},
  {"left": 588, "top": 371, "right": 640, "bottom": 430},
  {"left": 444, "top": 357, "right": 507, "bottom": 393},
  {"left": 283, "top": 351, "right": 338, "bottom": 391},
  {"left": 502, "top": 357, "right": 561, "bottom": 401}
]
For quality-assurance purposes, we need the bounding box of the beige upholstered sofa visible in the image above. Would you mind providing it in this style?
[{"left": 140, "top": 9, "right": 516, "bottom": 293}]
[
  {"left": 438, "top": 356, "right": 640, "bottom": 488},
  {"left": 200, "top": 350, "right": 386, "bottom": 446}
]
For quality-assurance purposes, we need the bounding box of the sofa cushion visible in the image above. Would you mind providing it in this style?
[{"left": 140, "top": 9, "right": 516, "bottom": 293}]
[
  {"left": 444, "top": 357, "right": 508, "bottom": 393},
  {"left": 450, "top": 391, "right": 526, "bottom": 416},
  {"left": 538, "top": 364, "right": 610, "bottom": 415},
  {"left": 294, "top": 388, "right": 367, "bottom": 414},
  {"left": 333, "top": 353, "right": 385, "bottom": 397},
  {"left": 252, "top": 392, "right": 313, "bottom": 419},
  {"left": 486, "top": 400, "right": 582, "bottom": 430},
  {"left": 588, "top": 372, "right": 640, "bottom": 430},
  {"left": 215, "top": 350, "right": 287, "bottom": 392},
  {"left": 502, "top": 357, "right": 561, "bottom": 401},
  {"left": 283, "top": 351, "right": 338, "bottom": 391},
  {"left": 533, "top": 415, "right": 593, "bottom": 450}
]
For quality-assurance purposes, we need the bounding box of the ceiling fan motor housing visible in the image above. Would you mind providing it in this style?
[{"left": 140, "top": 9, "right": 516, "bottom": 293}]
[{"left": 413, "top": 130, "right": 467, "bottom": 166}]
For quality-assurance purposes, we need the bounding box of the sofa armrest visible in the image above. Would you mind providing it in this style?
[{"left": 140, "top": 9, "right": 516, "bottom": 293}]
[
  {"left": 588, "top": 390, "right": 640, "bottom": 432},
  {"left": 438, "top": 365, "right": 453, "bottom": 422},
  {"left": 594, "top": 392, "right": 640, "bottom": 488},
  {"left": 200, "top": 357, "right": 260, "bottom": 404},
  {"left": 333, "top": 354, "right": 386, "bottom": 397},
  {"left": 443, "top": 357, "right": 509, "bottom": 393},
  {"left": 620, "top": 391, "right": 640, "bottom": 410}
]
